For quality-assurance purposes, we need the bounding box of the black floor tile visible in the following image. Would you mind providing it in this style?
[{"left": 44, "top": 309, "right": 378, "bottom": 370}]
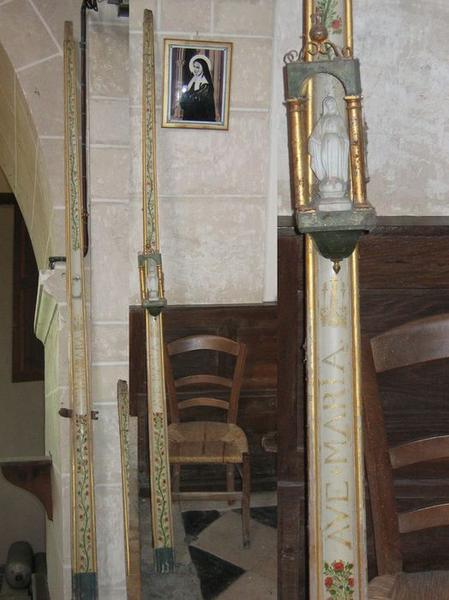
[
  {"left": 250, "top": 506, "right": 277, "bottom": 529},
  {"left": 188, "top": 546, "right": 245, "bottom": 600},
  {"left": 182, "top": 510, "right": 222, "bottom": 542}
]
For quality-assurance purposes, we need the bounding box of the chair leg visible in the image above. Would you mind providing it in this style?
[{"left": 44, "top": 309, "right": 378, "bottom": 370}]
[
  {"left": 241, "top": 453, "right": 250, "bottom": 548},
  {"left": 172, "top": 464, "right": 181, "bottom": 493},
  {"left": 226, "top": 464, "right": 235, "bottom": 505}
]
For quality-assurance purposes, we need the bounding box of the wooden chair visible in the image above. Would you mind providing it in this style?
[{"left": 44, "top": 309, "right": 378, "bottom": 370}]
[
  {"left": 165, "top": 334, "right": 251, "bottom": 547},
  {"left": 362, "top": 313, "right": 449, "bottom": 599}
]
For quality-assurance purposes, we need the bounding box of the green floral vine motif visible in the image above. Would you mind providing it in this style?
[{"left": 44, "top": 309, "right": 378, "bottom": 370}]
[
  {"left": 143, "top": 12, "right": 158, "bottom": 252},
  {"left": 153, "top": 413, "right": 171, "bottom": 547},
  {"left": 317, "top": 0, "right": 343, "bottom": 35},
  {"left": 66, "top": 39, "right": 80, "bottom": 252},
  {"left": 75, "top": 415, "right": 93, "bottom": 572},
  {"left": 323, "top": 560, "right": 355, "bottom": 598}
]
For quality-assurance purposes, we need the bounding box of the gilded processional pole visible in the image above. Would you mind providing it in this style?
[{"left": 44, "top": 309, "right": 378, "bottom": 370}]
[
  {"left": 64, "top": 22, "right": 98, "bottom": 599},
  {"left": 285, "top": 1, "right": 376, "bottom": 598},
  {"left": 138, "top": 9, "right": 175, "bottom": 573}
]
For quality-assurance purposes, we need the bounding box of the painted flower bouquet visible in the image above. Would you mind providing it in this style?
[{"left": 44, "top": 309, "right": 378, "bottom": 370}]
[{"left": 323, "top": 560, "right": 355, "bottom": 598}]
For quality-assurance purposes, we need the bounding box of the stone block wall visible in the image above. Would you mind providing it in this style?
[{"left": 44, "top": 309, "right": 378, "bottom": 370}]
[
  {"left": 87, "top": 5, "right": 129, "bottom": 598},
  {"left": 129, "top": 0, "right": 275, "bottom": 305}
]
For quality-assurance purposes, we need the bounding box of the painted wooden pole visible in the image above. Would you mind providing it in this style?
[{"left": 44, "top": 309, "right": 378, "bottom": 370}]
[
  {"left": 294, "top": 1, "right": 368, "bottom": 598},
  {"left": 64, "top": 21, "right": 98, "bottom": 599},
  {"left": 139, "top": 9, "right": 175, "bottom": 573},
  {"left": 117, "top": 380, "right": 141, "bottom": 598},
  {"left": 117, "top": 380, "right": 131, "bottom": 577}
]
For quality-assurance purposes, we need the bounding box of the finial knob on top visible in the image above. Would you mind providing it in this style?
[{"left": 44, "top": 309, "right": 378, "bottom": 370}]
[{"left": 309, "top": 7, "right": 328, "bottom": 43}]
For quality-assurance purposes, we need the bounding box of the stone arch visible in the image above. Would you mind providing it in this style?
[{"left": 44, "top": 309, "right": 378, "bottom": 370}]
[
  {"left": 0, "top": 41, "right": 51, "bottom": 267},
  {"left": 0, "top": 0, "right": 79, "bottom": 268}
]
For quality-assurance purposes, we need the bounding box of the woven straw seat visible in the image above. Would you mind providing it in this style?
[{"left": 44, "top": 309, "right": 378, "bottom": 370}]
[
  {"left": 369, "top": 571, "right": 449, "bottom": 599},
  {"left": 168, "top": 421, "right": 248, "bottom": 463}
]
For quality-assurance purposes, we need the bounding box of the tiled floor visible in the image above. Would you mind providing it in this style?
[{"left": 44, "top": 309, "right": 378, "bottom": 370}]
[
  {"left": 142, "top": 492, "right": 278, "bottom": 599},
  {"left": 181, "top": 494, "right": 278, "bottom": 599}
]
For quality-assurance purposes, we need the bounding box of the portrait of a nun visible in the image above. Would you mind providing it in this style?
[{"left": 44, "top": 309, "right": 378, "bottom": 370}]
[{"left": 180, "top": 54, "right": 216, "bottom": 122}]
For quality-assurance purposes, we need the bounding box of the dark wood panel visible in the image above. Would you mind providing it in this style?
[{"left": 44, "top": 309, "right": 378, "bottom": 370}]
[
  {"left": 360, "top": 290, "right": 449, "bottom": 337},
  {"left": 359, "top": 235, "right": 449, "bottom": 289},
  {"left": 12, "top": 204, "right": 44, "bottom": 382},
  {"left": 129, "top": 304, "right": 278, "bottom": 493},
  {"left": 277, "top": 482, "right": 306, "bottom": 599},
  {"left": 277, "top": 230, "right": 306, "bottom": 598}
]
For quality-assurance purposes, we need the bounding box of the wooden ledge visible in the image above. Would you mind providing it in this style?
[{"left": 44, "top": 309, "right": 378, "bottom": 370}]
[{"left": 0, "top": 456, "right": 53, "bottom": 520}]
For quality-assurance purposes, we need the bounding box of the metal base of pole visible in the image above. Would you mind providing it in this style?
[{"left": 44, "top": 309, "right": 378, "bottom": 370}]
[
  {"left": 72, "top": 573, "right": 98, "bottom": 599},
  {"left": 154, "top": 548, "right": 175, "bottom": 574}
]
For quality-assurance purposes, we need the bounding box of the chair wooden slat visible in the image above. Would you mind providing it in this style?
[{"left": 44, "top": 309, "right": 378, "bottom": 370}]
[
  {"left": 371, "top": 313, "right": 449, "bottom": 373},
  {"left": 362, "top": 338, "right": 402, "bottom": 576},
  {"left": 172, "top": 491, "right": 242, "bottom": 501},
  {"left": 177, "top": 397, "right": 229, "bottom": 411},
  {"left": 398, "top": 503, "right": 449, "bottom": 534},
  {"left": 390, "top": 435, "right": 449, "bottom": 470},
  {"left": 167, "top": 334, "right": 240, "bottom": 356},
  {"left": 174, "top": 374, "right": 233, "bottom": 389}
]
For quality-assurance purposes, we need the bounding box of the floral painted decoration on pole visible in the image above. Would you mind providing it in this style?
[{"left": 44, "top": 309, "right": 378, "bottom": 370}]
[
  {"left": 317, "top": 0, "right": 343, "bottom": 34},
  {"left": 323, "top": 560, "right": 355, "bottom": 599}
]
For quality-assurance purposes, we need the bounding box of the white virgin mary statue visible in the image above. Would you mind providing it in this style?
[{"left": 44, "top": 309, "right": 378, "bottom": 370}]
[{"left": 309, "top": 96, "right": 351, "bottom": 209}]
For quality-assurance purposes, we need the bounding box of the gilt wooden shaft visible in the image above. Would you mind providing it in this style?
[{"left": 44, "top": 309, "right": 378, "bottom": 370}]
[
  {"left": 141, "top": 9, "right": 175, "bottom": 572},
  {"left": 345, "top": 95, "right": 369, "bottom": 207},
  {"left": 117, "top": 380, "right": 130, "bottom": 576},
  {"left": 286, "top": 97, "right": 310, "bottom": 210},
  {"left": 286, "top": 96, "right": 308, "bottom": 207},
  {"left": 64, "top": 21, "right": 98, "bottom": 599},
  {"left": 299, "top": 1, "right": 368, "bottom": 598}
]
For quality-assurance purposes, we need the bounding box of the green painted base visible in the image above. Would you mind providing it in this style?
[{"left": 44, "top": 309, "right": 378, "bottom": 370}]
[
  {"left": 296, "top": 206, "right": 377, "bottom": 262},
  {"left": 154, "top": 547, "right": 175, "bottom": 574},
  {"left": 73, "top": 572, "right": 98, "bottom": 599}
]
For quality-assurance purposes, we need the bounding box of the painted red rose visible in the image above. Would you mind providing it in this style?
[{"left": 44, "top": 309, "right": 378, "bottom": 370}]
[
  {"left": 332, "top": 560, "right": 344, "bottom": 571},
  {"left": 332, "top": 18, "right": 341, "bottom": 30},
  {"left": 348, "top": 577, "right": 355, "bottom": 588},
  {"left": 324, "top": 576, "right": 333, "bottom": 588}
]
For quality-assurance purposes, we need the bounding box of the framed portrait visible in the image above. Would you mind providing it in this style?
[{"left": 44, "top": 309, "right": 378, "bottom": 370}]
[{"left": 162, "top": 39, "right": 232, "bottom": 130}]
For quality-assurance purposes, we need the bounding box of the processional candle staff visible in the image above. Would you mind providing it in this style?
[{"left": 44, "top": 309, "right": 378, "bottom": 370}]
[
  {"left": 138, "top": 9, "right": 175, "bottom": 573},
  {"left": 64, "top": 21, "right": 98, "bottom": 599},
  {"left": 284, "top": 0, "right": 376, "bottom": 598}
]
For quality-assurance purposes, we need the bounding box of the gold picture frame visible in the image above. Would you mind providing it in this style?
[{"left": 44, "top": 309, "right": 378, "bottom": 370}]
[{"left": 162, "top": 38, "right": 232, "bottom": 130}]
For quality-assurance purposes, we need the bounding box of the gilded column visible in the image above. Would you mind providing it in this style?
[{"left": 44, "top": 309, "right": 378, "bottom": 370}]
[
  {"left": 345, "top": 95, "right": 369, "bottom": 207},
  {"left": 286, "top": 97, "right": 310, "bottom": 211}
]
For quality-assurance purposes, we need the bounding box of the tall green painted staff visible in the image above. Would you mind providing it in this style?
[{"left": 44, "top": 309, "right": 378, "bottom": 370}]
[
  {"left": 64, "top": 21, "right": 98, "bottom": 599},
  {"left": 138, "top": 9, "right": 175, "bottom": 573}
]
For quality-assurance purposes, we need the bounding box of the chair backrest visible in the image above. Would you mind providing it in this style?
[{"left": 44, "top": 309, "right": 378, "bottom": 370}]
[
  {"left": 362, "top": 313, "right": 449, "bottom": 576},
  {"left": 165, "top": 334, "right": 247, "bottom": 425}
]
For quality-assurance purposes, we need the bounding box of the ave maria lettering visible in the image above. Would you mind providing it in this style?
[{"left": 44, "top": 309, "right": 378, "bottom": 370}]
[{"left": 320, "top": 343, "right": 353, "bottom": 551}]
